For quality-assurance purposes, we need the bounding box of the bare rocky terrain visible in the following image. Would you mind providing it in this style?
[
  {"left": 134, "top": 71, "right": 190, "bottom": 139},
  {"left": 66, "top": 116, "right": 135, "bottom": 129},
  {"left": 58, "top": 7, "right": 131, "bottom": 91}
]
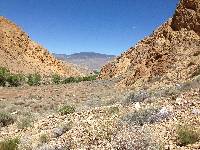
[
  {"left": 99, "top": 0, "right": 200, "bottom": 89},
  {"left": 0, "top": 17, "right": 82, "bottom": 77},
  {"left": 0, "top": 0, "right": 200, "bottom": 150}
]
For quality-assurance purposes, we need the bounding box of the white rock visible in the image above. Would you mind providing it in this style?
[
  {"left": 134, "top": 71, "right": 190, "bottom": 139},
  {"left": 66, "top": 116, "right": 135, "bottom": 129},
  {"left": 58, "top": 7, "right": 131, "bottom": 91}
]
[
  {"left": 192, "top": 108, "right": 200, "bottom": 115},
  {"left": 135, "top": 102, "right": 141, "bottom": 110},
  {"left": 176, "top": 97, "right": 183, "bottom": 105}
]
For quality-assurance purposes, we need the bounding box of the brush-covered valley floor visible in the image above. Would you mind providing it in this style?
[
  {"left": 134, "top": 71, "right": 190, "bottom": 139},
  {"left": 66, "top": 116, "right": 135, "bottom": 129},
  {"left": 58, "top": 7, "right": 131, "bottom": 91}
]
[{"left": 0, "top": 79, "right": 200, "bottom": 150}]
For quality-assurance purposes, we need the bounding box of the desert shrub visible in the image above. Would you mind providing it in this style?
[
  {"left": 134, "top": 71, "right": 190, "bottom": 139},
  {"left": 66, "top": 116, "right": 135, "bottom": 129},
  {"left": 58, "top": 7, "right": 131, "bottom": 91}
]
[
  {"left": 83, "top": 75, "right": 97, "bottom": 81},
  {"left": 122, "top": 108, "right": 159, "bottom": 126},
  {"left": 0, "top": 137, "right": 20, "bottom": 150},
  {"left": 62, "top": 77, "right": 77, "bottom": 84},
  {"left": 39, "top": 134, "right": 49, "bottom": 144},
  {"left": 0, "top": 112, "right": 14, "bottom": 127},
  {"left": 124, "top": 90, "right": 150, "bottom": 105},
  {"left": 7, "top": 74, "right": 24, "bottom": 87},
  {"left": 52, "top": 74, "right": 61, "bottom": 84},
  {"left": 0, "top": 67, "right": 10, "bottom": 86},
  {"left": 108, "top": 106, "right": 119, "bottom": 115},
  {"left": 62, "top": 75, "right": 97, "bottom": 84},
  {"left": 113, "top": 126, "right": 163, "bottom": 150},
  {"left": 59, "top": 105, "right": 75, "bottom": 115},
  {"left": 17, "top": 117, "right": 33, "bottom": 130},
  {"left": 177, "top": 125, "right": 199, "bottom": 146},
  {"left": 75, "top": 77, "right": 83, "bottom": 83},
  {"left": 27, "top": 73, "right": 41, "bottom": 86}
]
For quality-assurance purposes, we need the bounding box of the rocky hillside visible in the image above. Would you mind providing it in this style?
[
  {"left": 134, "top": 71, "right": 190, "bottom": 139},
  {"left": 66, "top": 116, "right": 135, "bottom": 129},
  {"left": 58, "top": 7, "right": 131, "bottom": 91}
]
[
  {"left": 54, "top": 52, "right": 115, "bottom": 71},
  {"left": 99, "top": 0, "right": 200, "bottom": 88},
  {"left": 0, "top": 16, "right": 81, "bottom": 77}
]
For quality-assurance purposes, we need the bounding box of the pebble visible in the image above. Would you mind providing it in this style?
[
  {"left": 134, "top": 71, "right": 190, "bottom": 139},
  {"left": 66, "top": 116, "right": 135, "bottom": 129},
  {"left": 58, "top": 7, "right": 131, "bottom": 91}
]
[{"left": 192, "top": 108, "right": 200, "bottom": 115}]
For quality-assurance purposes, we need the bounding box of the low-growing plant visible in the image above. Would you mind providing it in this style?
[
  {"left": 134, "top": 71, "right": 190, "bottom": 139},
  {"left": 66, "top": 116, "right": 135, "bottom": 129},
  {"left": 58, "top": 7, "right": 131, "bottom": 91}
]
[
  {"left": 0, "top": 137, "right": 20, "bottom": 150},
  {"left": 177, "top": 124, "right": 199, "bottom": 146},
  {"left": 0, "top": 112, "right": 14, "bottom": 127},
  {"left": 75, "top": 77, "right": 83, "bottom": 83},
  {"left": 62, "top": 75, "right": 97, "bottom": 84},
  {"left": 52, "top": 74, "right": 61, "bottom": 84},
  {"left": 59, "top": 105, "right": 75, "bottom": 115},
  {"left": 108, "top": 106, "right": 120, "bottom": 115},
  {"left": 27, "top": 73, "right": 41, "bottom": 86},
  {"left": 7, "top": 74, "right": 24, "bottom": 87},
  {"left": 62, "top": 77, "right": 77, "bottom": 84},
  {"left": 39, "top": 134, "right": 49, "bottom": 144},
  {"left": 0, "top": 67, "right": 10, "bottom": 86},
  {"left": 17, "top": 117, "right": 33, "bottom": 130},
  {"left": 82, "top": 75, "right": 97, "bottom": 81},
  {"left": 122, "top": 108, "right": 159, "bottom": 126}
]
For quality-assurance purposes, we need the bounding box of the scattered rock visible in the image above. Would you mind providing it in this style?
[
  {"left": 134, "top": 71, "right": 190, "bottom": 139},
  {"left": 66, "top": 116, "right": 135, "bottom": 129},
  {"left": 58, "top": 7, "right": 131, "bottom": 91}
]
[{"left": 192, "top": 108, "right": 200, "bottom": 115}]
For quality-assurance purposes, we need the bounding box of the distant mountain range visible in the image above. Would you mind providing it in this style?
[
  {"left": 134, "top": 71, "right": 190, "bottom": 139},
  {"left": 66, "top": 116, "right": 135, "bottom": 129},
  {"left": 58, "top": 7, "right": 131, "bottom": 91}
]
[{"left": 53, "top": 52, "right": 115, "bottom": 71}]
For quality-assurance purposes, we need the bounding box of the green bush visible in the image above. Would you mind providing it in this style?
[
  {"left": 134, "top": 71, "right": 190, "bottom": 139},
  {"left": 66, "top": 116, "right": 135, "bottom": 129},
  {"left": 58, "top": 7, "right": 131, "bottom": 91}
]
[
  {"left": 7, "top": 74, "right": 24, "bottom": 87},
  {"left": 82, "top": 75, "right": 97, "bottom": 81},
  {"left": 0, "top": 112, "right": 14, "bottom": 127},
  {"left": 62, "top": 75, "right": 97, "bottom": 84},
  {"left": 62, "top": 77, "right": 77, "bottom": 84},
  {"left": 0, "top": 67, "right": 10, "bottom": 86},
  {"left": 52, "top": 74, "right": 61, "bottom": 84},
  {"left": 59, "top": 105, "right": 75, "bottom": 115},
  {"left": 0, "top": 137, "right": 20, "bottom": 150},
  {"left": 75, "top": 77, "right": 83, "bottom": 83},
  {"left": 177, "top": 125, "right": 199, "bottom": 146},
  {"left": 27, "top": 73, "right": 41, "bottom": 86}
]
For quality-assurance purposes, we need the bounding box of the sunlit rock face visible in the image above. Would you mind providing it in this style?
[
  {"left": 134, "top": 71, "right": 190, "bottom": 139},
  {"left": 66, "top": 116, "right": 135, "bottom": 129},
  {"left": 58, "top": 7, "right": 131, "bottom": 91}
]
[{"left": 99, "top": 0, "right": 200, "bottom": 88}]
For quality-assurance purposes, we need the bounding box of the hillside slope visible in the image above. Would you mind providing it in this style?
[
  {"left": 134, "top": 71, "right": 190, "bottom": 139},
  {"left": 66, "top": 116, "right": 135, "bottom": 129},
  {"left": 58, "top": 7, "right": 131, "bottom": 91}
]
[
  {"left": 99, "top": 0, "right": 200, "bottom": 88},
  {"left": 0, "top": 17, "right": 81, "bottom": 76}
]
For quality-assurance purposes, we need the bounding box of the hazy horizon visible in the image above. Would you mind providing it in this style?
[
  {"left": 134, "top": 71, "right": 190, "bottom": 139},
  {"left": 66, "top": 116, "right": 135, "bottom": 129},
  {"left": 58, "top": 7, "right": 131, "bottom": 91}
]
[{"left": 1, "top": 0, "right": 179, "bottom": 55}]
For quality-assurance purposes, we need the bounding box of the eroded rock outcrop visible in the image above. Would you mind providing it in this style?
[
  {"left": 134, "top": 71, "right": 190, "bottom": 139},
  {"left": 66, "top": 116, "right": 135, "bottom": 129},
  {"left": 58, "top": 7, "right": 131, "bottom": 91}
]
[
  {"left": 0, "top": 16, "right": 81, "bottom": 76},
  {"left": 99, "top": 0, "right": 200, "bottom": 88}
]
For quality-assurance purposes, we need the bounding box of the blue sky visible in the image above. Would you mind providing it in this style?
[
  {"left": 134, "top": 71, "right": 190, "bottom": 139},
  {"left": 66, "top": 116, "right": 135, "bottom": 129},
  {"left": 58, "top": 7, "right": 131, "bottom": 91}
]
[{"left": 0, "top": 0, "right": 179, "bottom": 55}]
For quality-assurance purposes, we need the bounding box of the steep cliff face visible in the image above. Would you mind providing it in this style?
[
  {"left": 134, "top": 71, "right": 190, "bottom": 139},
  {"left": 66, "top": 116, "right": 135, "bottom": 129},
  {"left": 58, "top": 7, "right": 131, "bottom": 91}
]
[
  {"left": 0, "top": 16, "right": 81, "bottom": 76},
  {"left": 99, "top": 0, "right": 200, "bottom": 88}
]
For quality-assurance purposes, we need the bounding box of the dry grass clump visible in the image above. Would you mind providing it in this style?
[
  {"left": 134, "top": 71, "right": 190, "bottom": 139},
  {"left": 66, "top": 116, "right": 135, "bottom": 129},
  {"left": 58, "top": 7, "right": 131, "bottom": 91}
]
[
  {"left": 17, "top": 116, "right": 33, "bottom": 130},
  {"left": 177, "top": 124, "right": 200, "bottom": 146},
  {"left": 39, "top": 134, "right": 49, "bottom": 144},
  {"left": 0, "top": 137, "right": 20, "bottom": 150}
]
